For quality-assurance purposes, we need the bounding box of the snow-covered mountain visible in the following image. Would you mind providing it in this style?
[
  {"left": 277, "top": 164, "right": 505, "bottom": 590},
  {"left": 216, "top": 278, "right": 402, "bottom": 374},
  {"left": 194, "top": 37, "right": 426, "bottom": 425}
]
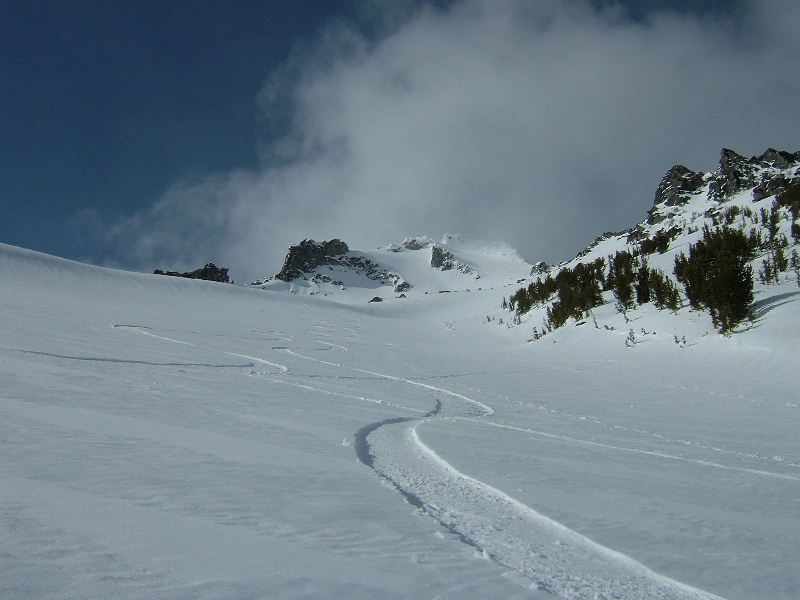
[
  {"left": 1, "top": 148, "right": 799, "bottom": 600},
  {"left": 250, "top": 234, "right": 532, "bottom": 305},
  {"left": 505, "top": 147, "right": 800, "bottom": 344}
]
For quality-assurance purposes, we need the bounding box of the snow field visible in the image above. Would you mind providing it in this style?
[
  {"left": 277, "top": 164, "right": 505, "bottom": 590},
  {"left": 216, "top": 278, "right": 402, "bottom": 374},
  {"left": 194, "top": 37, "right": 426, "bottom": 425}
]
[{"left": 1, "top": 242, "right": 799, "bottom": 599}]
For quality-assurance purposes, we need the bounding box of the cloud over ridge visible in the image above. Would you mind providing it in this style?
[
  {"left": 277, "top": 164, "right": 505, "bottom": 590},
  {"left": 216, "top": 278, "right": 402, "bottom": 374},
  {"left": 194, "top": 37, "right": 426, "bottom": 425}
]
[{"left": 86, "top": 0, "right": 800, "bottom": 281}]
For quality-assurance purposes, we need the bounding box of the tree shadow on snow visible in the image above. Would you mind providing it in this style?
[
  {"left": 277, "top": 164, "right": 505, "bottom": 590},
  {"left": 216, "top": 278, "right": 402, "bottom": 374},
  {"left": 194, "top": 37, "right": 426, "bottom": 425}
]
[{"left": 751, "top": 290, "right": 800, "bottom": 319}]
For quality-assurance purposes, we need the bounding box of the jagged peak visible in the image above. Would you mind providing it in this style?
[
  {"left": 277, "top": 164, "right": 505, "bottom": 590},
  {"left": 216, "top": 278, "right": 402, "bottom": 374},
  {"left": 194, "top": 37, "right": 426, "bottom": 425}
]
[
  {"left": 652, "top": 164, "right": 705, "bottom": 208},
  {"left": 572, "top": 144, "right": 800, "bottom": 264}
]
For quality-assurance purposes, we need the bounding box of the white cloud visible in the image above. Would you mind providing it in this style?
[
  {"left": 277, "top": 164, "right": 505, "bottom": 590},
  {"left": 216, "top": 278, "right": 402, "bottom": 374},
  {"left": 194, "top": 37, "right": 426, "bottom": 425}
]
[{"left": 88, "top": 0, "right": 800, "bottom": 282}]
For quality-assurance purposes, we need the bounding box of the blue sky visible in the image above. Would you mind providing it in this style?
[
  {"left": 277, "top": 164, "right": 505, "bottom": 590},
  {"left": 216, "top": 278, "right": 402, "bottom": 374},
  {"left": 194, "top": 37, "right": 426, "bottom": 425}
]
[
  {"left": 2, "top": 0, "right": 798, "bottom": 281},
  {"left": 1, "top": 1, "right": 350, "bottom": 261}
]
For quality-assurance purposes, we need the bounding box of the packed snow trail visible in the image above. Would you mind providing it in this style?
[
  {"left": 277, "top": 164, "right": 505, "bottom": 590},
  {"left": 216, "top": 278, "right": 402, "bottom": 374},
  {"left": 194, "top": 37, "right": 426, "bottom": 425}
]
[{"left": 286, "top": 345, "right": 727, "bottom": 600}]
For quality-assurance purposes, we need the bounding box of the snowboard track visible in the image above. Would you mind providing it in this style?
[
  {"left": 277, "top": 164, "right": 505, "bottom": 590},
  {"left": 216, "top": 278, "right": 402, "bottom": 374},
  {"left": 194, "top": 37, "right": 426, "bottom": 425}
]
[
  {"left": 285, "top": 346, "right": 728, "bottom": 600},
  {"left": 114, "top": 324, "right": 729, "bottom": 600}
]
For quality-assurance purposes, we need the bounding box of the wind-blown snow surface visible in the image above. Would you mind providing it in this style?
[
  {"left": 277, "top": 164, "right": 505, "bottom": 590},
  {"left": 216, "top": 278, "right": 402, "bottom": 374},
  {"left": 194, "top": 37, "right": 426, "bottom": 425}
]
[{"left": 1, "top": 242, "right": 798, "bottom": 600}]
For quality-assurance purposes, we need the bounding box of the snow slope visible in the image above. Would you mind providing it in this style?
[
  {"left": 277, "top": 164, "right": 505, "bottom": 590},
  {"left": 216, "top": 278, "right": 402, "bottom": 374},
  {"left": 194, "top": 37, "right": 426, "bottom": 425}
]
[{"left": 1, "top": 240, "right": 798, "bottom": 600}]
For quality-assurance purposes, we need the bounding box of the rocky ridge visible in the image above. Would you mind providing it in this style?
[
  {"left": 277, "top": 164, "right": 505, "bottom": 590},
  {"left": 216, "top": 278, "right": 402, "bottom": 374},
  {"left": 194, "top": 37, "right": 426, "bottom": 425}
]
[
  {"left": 646, "top": 148, "right": 800, "bottom": 226},
  {"left": 154, "top": 263, "right": 230, "bottom": 283},
  {"left": 251, "top": 238, "right": 409, "bottom": 293},
  {"left": 508, "top": 146, "right": 800, "bottom": 338},
  {"left": 250, "top": 234, "right": 507, "bottom": 302}
]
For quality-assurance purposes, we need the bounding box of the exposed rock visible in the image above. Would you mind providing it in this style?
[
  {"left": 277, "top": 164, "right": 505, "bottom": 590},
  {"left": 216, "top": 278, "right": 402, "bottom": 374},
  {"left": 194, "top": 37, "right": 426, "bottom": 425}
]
[
  {"left": 530, "top": 261, "right": 549, "bottom": 276},
  {"left": 753, "top": 148, "right": 800, "bottom": 170},
  {"left": 653, "top": 165, "right": 705, "bottom": 207},
  {"left": 626, "top": 224, "right": 648, "bottom": 243},
  {"left": 431, "top": 246, "right": 455, "bottom": 270},
  {"left": 310, "top": 273, "right": 343, "bottom": 286},
  {"left": 368, "top": 296, "right": 383, "bottom": 303},
  {"left": 704, "top": 148, "right": 800, "bottom": 202},
  {"left": 263, "top": 238, "right": 411, "bottom": 293},
  {"left": 752, "top": 174, "right": 800, "bottom": 201},
  {"left": 154, "top": 263, "right": 230, "bottom": 283},
  {"left": 430, "top": 245, "right": 472, "bottom": 274},
  {"left": 751, "top": 149, "right": 800, "bottom": 200},
  {"left": 709, "top": 148, "right": 758, "bottom": 202},
  {"left": 275, "top": 239, "right": 349, "bottom": 282},
  {"left": 646, "top": 165, "right": 706, "bottom": 225},
  {"left": 401, "top": 237, "right": 432, "bottom": 250}
]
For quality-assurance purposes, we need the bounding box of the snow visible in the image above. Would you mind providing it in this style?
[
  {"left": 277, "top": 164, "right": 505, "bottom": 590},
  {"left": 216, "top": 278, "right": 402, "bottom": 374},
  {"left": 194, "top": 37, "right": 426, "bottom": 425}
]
[{"left": 1, "top": 239, "right": 798, "bottom": 600}]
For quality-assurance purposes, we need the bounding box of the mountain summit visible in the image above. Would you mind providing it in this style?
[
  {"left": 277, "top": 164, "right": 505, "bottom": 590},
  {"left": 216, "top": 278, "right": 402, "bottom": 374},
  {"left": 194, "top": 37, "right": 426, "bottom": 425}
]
[{"left": 251, "top": 235, "right": 530, "bottom": 304}]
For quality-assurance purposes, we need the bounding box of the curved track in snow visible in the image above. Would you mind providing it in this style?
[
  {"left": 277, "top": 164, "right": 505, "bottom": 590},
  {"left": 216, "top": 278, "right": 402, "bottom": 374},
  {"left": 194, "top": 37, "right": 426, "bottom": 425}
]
[
  {"left": 112, "top": 324, "right": 728, "bottom": 599},
  {"left": 286, "top": 347, "right": 728, "bottom": 600}
]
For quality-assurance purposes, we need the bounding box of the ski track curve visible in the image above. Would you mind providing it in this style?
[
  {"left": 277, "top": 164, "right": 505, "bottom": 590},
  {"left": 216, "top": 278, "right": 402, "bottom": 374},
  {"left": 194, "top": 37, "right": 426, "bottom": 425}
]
[
  {"left": 112, "top": 325, "right": 289, "bottom": 374},
  {"left": 111, "top": 324, "right": 728, "bottom": 598},
  {"left": 284, "top": 346, "right": 728, "bottom": 600}
]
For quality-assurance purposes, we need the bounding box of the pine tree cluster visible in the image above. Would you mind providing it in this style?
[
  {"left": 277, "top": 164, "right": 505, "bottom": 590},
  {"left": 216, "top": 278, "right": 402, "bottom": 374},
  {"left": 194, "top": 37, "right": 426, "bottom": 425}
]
[
  {"left": 639, "top": 228, "right": 677, "bottom": 254},
  {"left": 508, "top": 258, "right": 605, "bottom": 328},
  {"left": 607, "top": 250, "right": 636, "bottom": 310},
  {"left": 673, "top": 226, "right": 757, "bottom": 333},
  {"left": 506, "top": 178, "right": 800, "bottom": 339},
  {"left": 508, "top": 251, "right": 680, "bottom": 335}
]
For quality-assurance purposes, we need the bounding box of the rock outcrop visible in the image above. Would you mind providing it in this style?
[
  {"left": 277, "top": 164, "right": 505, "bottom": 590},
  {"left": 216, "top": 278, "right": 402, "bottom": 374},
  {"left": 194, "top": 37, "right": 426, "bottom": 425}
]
[
  {"left": 653, "top": 165, "right": 705, "bottom": 207},
  {"left": 275, "top": 239, "right": 349, "bottom": 282},
  {"left": 708, "top": 148, "right": 758, "bottom": 201},
  {"left": 430, "top": 245, "right": 473, "bottom": 275},
  {"left": 645, "top": 147, "right": 800, "bottom": 226},
  {"left": 530, "top": 261, "right": 548, "bottom": 276},
  {"left": 751, "top": 148, "right": 800, "bottom": 201},
  {"left": 154, "top": 263, "right": 230, "bottom": 283},
  {"left": 709, "top": 148, "right": 800, "bottom": 203},
  {"left": 264, "top": 238, "right": 411, "bottom": 293}
]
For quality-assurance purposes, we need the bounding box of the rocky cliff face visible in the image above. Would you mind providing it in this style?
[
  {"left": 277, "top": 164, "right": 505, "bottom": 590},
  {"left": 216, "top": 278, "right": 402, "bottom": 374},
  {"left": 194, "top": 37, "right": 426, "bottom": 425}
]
[
  {"left": 652, "top": 165, "right": 705, "bottom": 208},
  {"left": 709, "top": 148, "right": 800, "bottom": 202},
  {"left": 430, "top": 245, "right": 473, "bottom": 275},
  {"left": 259, "top": 238, "right": 409, "bottom": 293},
  {"left": 646, "top": 147, "right": 800, "bottom": 226},
  {"left": 274, "top": 239, "right": 350, "bottom": 282}
]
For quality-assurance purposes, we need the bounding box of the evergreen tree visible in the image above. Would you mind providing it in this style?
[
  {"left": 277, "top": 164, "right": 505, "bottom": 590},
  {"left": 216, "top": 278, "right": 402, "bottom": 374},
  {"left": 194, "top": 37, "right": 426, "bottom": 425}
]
[
  {"left": 635, "top": 259, "right": 651, "bottom": 305},
  {"left": 674, "top": 226, "right": 755, "bottom": 333},
  {"left": 609, "top": 251, "right": 636, "bottom": 310},
  {"left": 649, "top": 269, "right": 681, "bottom": 312}
]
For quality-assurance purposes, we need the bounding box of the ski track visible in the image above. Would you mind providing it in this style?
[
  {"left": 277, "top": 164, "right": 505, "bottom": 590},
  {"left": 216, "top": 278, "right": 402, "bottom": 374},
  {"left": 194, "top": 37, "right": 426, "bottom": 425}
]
[
  {"left": 110, "top": 323, "right": 733, "bottom": 598},
  {"left": 3, "top": 348, "right": 253, "bottom": 369},
  {"left": 280, "top": 340, "right": 728, "bottom": 600},
  {"left": 112, "top": 325, "right": 289, "bottom": 374},
  {"left": 443, "top": 375, "right": 800, "bottom": 472},
  {"left": 458, "top": 417, "right": 800, "bottom": 482}
]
